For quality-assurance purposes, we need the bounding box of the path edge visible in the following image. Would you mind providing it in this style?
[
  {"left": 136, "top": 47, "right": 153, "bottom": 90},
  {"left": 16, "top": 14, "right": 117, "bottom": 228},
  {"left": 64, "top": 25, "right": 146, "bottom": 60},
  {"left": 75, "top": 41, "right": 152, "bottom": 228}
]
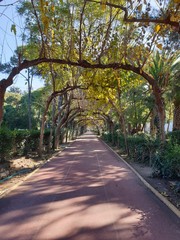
[
  {"left": 0, "top": 139, "right": 77, "bottom": 199},
  {"left": 100, "top": 138, "right": 180, "bottom": 219}
]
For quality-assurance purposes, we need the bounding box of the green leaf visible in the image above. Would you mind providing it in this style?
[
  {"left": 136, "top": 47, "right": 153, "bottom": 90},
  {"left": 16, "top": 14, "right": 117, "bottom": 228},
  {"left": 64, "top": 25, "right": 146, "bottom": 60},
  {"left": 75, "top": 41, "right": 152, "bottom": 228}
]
[{"left": 11, "top": 24, "right": 16, "bottom": 35}]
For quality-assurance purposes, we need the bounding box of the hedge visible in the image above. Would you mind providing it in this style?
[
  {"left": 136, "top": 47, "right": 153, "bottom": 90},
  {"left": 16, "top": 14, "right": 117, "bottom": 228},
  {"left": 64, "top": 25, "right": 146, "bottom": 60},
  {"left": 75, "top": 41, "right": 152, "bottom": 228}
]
[
  {"left": 0, "top": 128, "right": 50, "bottom": 162},
  {"left": 101, "top": 131, "right": 180, "bottom": 179}
]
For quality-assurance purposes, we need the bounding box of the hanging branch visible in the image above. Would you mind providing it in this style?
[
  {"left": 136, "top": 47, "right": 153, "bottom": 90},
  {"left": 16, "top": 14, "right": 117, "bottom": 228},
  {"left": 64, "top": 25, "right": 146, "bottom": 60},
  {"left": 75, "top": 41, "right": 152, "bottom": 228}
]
[
  {"left": 86, "top": 0, "right": 180, "bottom": 32},
  {"left": 79, "top": 0, "right": 87, "bottom": 62},
  {"left": 98, "top": 8, "right": 120, "bottom": 62},
  {"left": 31, "top": 0, "right": 46, "bottom": 57}
]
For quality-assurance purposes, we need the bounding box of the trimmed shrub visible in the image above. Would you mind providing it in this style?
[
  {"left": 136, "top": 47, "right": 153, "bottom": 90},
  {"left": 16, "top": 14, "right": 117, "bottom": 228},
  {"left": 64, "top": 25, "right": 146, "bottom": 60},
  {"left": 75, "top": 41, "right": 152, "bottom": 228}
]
[
  {"left": 24, "top": 129, "right": 51, "bottom": 155},
  {"left": 0, "top": 127, "right": 52, "bottom": 160},
  {"left": 13, "top": 129, "right": 29, "bottom": 155},
  {"left": 127, "top": 133, "right": 160, "bottom": 165},
  {"left": 0, "top": 127, "right": 14, "bottom": 162}
]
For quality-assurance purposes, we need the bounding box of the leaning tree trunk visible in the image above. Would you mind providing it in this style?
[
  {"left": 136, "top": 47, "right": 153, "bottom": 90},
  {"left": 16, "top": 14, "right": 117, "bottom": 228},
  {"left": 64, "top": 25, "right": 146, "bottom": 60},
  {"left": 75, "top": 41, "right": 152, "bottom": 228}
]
[
  {"left": 173, "top": 103, "right": 180, "bottom": 131},
  {"left": 0, "top": 78, "right": 13, "bottom": 126}
]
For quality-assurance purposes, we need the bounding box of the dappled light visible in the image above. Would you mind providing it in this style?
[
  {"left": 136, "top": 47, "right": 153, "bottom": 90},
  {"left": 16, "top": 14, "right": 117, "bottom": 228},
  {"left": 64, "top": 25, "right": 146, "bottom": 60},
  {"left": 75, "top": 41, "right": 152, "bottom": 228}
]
[
  {"left": 0, "top": 1, "right": 179, "bottom": 238},
  {"left": 0, "top": 134, "right": 179, "bottom": 240}
]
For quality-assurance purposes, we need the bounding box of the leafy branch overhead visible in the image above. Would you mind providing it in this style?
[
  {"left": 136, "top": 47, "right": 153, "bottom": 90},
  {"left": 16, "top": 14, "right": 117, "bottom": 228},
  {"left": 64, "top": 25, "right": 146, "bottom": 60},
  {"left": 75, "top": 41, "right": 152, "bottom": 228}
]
[
  {"left": 87, "top": 0, "right": 180, "bottom": 32},
  {"left": 0, "top": 0, "right": 179, "bottom": 144}
]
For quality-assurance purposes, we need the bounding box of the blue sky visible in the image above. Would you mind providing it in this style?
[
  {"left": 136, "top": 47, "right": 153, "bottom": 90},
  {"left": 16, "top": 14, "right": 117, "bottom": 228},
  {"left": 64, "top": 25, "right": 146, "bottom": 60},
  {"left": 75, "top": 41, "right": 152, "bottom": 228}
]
[{"left": 0, "top": 0, "right": 44, "bottom": 91}]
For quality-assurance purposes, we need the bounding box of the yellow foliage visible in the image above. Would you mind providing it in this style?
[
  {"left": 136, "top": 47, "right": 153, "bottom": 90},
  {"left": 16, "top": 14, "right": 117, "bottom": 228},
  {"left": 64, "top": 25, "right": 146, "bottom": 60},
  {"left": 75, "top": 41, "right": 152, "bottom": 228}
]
[
  {"left": 157, "top": 44, "right": 163, "bottom": 50},
  {"left": 173, "top": 0, "right": 180, "bottom": 3},
  {"left": 51, "top": 5, "right": 55, "bottom": 12},
  {"left": 101, "top": 0, "right": 106, "bottom": 10},
  {"left": 170, "top": 14, "right": 180, "bottom": 22},
  {"left": 42, "top": 15, "right": 49, "bottom": 34},
  {"left": 155, "top": 25, "right": 161, "bottom": 32},
  {"left": 137, "top": 4, "right": 142, "bottom": 12},
  {"left": 40, "top": 0, "right": 44, "bottom": 13},
  {"left": 51, "top": 29, "right": 54, "bottom": 40}
]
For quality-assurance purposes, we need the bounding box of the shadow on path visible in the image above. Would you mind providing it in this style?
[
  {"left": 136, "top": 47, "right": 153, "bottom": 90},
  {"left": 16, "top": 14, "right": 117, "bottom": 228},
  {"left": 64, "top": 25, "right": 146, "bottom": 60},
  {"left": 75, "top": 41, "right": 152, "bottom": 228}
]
[{"left": 0, "top": 133, "right": 179, "bottom": 240}]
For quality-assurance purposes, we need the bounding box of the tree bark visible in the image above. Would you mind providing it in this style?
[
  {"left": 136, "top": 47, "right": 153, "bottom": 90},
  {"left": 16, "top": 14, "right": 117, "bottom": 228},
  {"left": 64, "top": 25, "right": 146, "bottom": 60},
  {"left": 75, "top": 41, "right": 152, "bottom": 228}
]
[
  {"left": 150, "top": 108, "right": 157, "bottom": 137},
  {"left": 153, "top": 85, "right": 166, "bottom": 142},
  {"left": 0, "top": 87, "right": 6, "bottom": 126},
  {"left": 48, "top": 97, "right": 56, "bottom": 152},
  {"left": 173, "top": 104, "right": 180, "bottom": 130},
  {"left": 39, "top": 95, "right": 53, "bottom": 157},
  {"left": 27, "top": 69, "right": 32, "bottom": 130}
]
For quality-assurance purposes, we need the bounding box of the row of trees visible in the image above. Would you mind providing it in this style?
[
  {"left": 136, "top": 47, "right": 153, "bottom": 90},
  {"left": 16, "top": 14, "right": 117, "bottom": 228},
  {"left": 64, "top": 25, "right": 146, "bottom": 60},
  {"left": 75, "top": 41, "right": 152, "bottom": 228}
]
[{"left": 0, "top": 0, "right": 179, "bottom": 159}]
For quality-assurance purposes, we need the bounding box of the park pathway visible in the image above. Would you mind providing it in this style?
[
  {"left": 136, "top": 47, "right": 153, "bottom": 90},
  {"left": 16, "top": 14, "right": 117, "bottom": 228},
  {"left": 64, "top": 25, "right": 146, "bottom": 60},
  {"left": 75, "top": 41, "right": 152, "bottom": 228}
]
[{"left": 0, "top": 132, "right": 179, "bottom": 240}]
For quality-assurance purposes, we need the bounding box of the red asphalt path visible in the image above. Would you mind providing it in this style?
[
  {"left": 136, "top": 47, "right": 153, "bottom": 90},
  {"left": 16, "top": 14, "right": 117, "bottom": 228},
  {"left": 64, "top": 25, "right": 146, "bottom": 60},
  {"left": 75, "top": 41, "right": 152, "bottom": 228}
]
[{"left": 0, "top": 133, "right": 179, "bottom": 240}]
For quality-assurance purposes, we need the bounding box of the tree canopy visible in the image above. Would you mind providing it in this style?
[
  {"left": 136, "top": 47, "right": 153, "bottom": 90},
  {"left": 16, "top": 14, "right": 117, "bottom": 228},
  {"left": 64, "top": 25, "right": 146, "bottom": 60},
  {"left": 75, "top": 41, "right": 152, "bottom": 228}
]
[{"left": 0, "top": 0, "right": 180, "bottom": 146}]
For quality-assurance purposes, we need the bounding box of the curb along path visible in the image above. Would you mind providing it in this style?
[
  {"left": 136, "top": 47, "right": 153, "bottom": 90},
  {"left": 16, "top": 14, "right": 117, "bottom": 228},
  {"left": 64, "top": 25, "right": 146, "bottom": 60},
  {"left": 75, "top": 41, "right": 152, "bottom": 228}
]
[
  {"left": 101, "top": 139, "right": 180, "bottom": 219},
  {"left": 0, "top": 133, "right": 179, "bottom": 240}
]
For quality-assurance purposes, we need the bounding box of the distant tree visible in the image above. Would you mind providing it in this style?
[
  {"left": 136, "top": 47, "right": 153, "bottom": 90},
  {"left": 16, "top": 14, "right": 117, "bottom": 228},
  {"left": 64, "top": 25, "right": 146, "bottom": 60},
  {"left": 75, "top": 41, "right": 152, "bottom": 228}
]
[{"left": 8, "top": 86, "right": 22, "bottom": 94}]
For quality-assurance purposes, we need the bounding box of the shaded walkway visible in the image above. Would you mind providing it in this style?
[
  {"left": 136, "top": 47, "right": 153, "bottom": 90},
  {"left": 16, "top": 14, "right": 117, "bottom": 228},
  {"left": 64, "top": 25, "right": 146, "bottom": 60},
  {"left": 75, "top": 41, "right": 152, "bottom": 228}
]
[{"left": 0, "top": 132, "right": 179, "bottom": 240}]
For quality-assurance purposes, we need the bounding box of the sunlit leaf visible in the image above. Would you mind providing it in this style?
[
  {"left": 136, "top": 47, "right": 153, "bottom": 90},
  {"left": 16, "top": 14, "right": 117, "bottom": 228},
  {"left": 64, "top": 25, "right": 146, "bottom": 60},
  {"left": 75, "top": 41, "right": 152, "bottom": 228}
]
[
  {"left": 155, "top": 25, "right": 161, "bottom": 32},
  {"left": 137, "top": 4, "right": 142, "bottom": 12},
  {"left": 101, "top": 0, "right": 106, "bottom": 10},
  {"left": 157, "top": 44, "right": 163, "bottom": 50}
]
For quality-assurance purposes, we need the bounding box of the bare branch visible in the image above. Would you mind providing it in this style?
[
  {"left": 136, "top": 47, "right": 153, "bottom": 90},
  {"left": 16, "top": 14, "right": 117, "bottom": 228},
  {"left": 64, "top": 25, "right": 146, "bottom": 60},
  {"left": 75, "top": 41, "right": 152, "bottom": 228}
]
[{"left": 0, "top": 1, "right": 19, "bottom": 7}]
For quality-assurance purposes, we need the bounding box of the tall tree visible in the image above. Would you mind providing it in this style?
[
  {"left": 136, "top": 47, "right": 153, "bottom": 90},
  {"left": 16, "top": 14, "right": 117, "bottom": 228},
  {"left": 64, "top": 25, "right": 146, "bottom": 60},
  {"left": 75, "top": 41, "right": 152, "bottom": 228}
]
[{"left": 0, "top": 0, "right": 179, "bottom": 144}]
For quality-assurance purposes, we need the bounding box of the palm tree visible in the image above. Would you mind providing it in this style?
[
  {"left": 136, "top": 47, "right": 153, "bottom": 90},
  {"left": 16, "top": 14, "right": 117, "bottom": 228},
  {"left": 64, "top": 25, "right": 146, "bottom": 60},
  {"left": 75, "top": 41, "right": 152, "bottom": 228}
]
[{"left": 170, "top": 61, "right": 180, "bottom": 130}]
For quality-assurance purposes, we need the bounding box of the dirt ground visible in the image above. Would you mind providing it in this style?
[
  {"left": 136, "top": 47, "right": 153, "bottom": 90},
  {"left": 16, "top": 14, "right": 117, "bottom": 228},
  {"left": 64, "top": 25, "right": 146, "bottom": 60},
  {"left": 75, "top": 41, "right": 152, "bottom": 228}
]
[
  {"left": 0, "top": 154, "right": 52, "bottom": 197},
  {"left": 129, "top": 162, "right": 180, "bottom": 210},
  {"left": 0, "top": 145, "right": 179, "bottom": 211}
]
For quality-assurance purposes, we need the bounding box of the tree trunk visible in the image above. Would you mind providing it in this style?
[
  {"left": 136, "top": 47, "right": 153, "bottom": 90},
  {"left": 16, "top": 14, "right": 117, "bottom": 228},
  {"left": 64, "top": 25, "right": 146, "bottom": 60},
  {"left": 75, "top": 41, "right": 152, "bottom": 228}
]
[
  {"left": 54, "top": 96, "right": 63, "bottom": 149},
  {"left": 0, "top": 87, "right": 6, "bottom": 126},
  {"left": 65, "top": 125, "right": 68, "bottom": 143},
  {"left": 39, "top": 95, "right": 53, "bottom": 157},
  {"left": 39, "top": 114, "right": 46, "bottom": 157},
  {"left": 0, "top": 77, "right": 14, "bottom": 126},
  {"left": 48, "top": 98, "right": 56, "bottom": 151},
  {"left": 156, "top": 103, "right": 166, "bottom": 142},
  {"left": 119, "top": 115, "right": 129, "bottom": 155},
  {"left": 153, "top": 86, "right": 166, "bottom": 142},
  {"left": 173, "top": 104, "right": 180, "bottom": 130},
  {"left": 54, "top": 128, "right": 60, "bottom": 149},
  {"left": 27, "top": 69, "right": 32, "bottom": 130},
  {"left": 150, "top": 108, "right": 157, "bottom": 137}
]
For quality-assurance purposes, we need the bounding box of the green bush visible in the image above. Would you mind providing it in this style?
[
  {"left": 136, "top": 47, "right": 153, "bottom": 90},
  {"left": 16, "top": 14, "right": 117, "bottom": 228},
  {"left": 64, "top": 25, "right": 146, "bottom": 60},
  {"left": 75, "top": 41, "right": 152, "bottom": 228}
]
[
  {"left": 0, "top": 127, "right": 14, "bottom": 162},
  {"left": 23, "top": 130, "right": 40, "bottom": 155},
  {"left": 128, "top": 134, "right": 160, "bottom": 165},
  {"left": 167, "top": 130, "right": 180, "bottom": 145},
  {"left": 153, "top": 143, "right": 180, "bottom": 179},
  {"left": 24, "top": 130, "right": 51, "bottom": 155},
  {"left": 102, "top": 131, "right": 160, "bottom": 165},
  {"left": 102, "top": 131, "right": 180, "bottom": 179},
  {"left": 0, "top": 127, "right": 52, "bottom": 159},
  {"left": 101, "top": 132, "right": 113, "bottom": 143},
  {"left": 13, "top": 129, "right": 29, "bottom": 155}
]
